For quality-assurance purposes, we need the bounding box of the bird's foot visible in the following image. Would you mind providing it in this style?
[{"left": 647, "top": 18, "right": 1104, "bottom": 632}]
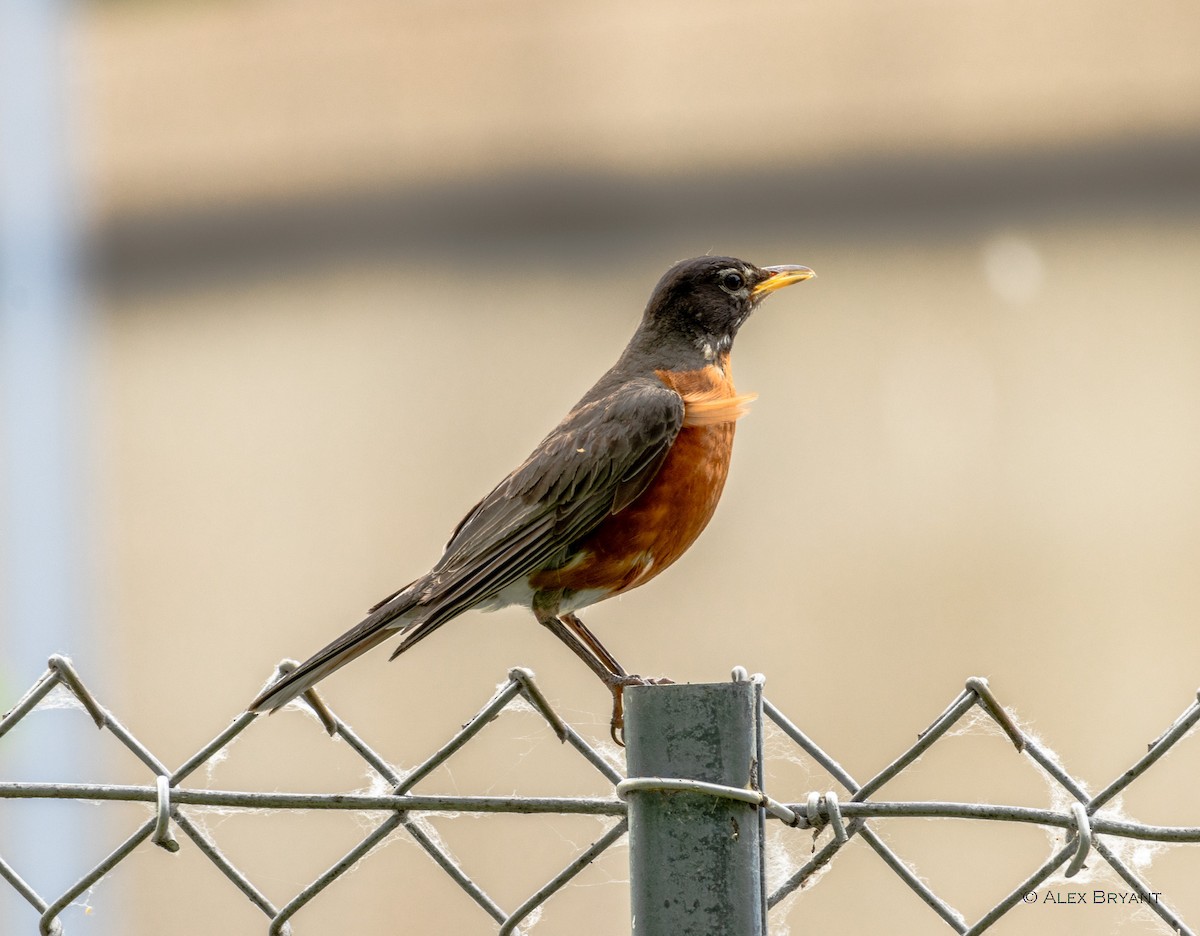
[{"left": 604, "top": 673, "right": 675, "bottom": 747}]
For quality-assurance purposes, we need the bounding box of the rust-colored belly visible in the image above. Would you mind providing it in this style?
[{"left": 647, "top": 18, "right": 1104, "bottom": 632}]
[{"left": 532, "top": 360, "right": 752, "bottom": 599}]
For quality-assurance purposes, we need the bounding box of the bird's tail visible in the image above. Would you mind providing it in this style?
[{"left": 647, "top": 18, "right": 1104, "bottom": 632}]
[{"left": 248, "top": 583, "right": 420, "bottom": 713}]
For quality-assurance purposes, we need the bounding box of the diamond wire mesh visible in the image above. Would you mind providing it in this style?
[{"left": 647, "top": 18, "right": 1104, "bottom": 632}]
[{"left": 1, "top": 655, "right": 1198, "bottom": 935}]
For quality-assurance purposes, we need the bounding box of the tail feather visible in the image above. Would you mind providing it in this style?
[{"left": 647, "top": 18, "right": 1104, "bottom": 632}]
[{"left": 248, "top": 586, "right": 419, "bottom": 713}]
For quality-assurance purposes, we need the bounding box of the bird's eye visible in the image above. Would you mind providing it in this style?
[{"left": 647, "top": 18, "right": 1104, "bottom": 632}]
[{"left": 720, "top": 271, "right": 745, "bottom": 292}]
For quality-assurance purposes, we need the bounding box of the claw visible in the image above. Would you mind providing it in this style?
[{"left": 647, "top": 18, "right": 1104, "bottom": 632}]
[
  {"left": 604, "top": 673, "right": 675, "bottom": 747},
  {"left": 609, "top": 682, "right": 627, "bottom": 746}
]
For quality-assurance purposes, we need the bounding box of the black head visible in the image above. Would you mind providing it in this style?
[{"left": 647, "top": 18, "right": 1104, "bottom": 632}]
[{"left": 636, "top": 256, "right": 814, "bottom": 365}]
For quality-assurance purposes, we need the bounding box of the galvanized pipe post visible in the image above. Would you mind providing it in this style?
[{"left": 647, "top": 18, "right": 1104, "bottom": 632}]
[{"left": 624, "top": 677, "right": 766, "bottom": 936}]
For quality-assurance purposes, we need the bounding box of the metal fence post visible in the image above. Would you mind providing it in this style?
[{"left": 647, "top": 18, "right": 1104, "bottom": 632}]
[{"left": 624, "top": 678, "right": 765, "bottom": 936}]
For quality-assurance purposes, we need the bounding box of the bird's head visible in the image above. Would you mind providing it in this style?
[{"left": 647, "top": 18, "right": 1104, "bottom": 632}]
[{"left": 639, "top": 256, "right": 814, "bottom": 364}]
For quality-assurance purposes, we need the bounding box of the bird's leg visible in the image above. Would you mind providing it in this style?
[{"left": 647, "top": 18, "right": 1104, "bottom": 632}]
[
  {"left": 560, "top": 611, "right": 674, "bottom": 744},
  {"left": 559, "top": 612, "right": 626, "bottom": 677},
  {"left": 534, "top": 607, "right": 621, "bottom": 683},
  {"left": 534, "top": 605, "right": 671, "bottom": 745},
  {"left": 533, "top": 609, "right": 625, "bottom": 741}
]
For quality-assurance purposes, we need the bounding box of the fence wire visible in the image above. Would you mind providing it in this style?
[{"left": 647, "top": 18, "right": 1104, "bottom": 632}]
[{"left": 1, "top": 654, "right": 1198, "bottom": 934}]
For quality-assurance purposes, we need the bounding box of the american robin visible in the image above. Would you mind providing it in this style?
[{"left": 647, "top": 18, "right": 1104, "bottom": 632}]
[{"left": 249, "top": 256, "right": 814, "bottom": 741}]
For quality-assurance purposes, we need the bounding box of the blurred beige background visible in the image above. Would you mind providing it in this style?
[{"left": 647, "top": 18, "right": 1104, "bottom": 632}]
[{"left": 7, "top": 0, "right": 1200, "bottom": 932}]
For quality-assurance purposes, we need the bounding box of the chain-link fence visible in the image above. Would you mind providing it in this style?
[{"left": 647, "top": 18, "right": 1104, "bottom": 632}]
[{"left": 2, "top": 655, "right": 1198, "bottom": 934}]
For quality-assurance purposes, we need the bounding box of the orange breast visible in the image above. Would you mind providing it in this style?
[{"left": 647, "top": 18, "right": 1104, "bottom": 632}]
[{"left": 532, "top": 359, "right": 754, "bottom": 598}]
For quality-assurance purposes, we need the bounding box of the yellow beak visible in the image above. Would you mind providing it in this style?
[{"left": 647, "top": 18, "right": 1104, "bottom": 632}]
[{"left": 751, "top": 264, "right": 816, "bottom": 297}]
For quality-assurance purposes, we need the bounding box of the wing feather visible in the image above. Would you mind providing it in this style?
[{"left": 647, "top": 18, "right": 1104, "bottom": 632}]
[
  {"left": 397, "top": 378, "right": 684, "bottom": 639},
  {"left": 249, "top": 377, "right": 684, "bottom": 713}
]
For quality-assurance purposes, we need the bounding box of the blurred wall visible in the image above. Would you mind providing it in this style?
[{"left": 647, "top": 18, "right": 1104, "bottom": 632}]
[
  {"left": 84, "top": 0, "right": 1200, "bottom": 216},
  {"left": 9, "top": 0, "right": 1200, "bottom": 933}
]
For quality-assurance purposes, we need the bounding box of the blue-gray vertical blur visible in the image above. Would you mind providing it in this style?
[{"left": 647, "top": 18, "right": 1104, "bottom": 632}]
[{"left": 1, "top": 0, "right": 109, "bottom": 931}]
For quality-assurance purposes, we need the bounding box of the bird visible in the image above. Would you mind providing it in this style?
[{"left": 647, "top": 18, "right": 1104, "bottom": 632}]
[{"left": 249, "top": 256, "right": 814, "bottom": 742}]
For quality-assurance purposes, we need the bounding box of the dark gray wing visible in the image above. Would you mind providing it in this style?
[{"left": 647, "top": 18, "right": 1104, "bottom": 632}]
[
  {"left": 395, "top": 377, "right": 685, "bottom": 643},
  {"left": 249, "top": 377, "right": 683, "bottom": 714}
]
